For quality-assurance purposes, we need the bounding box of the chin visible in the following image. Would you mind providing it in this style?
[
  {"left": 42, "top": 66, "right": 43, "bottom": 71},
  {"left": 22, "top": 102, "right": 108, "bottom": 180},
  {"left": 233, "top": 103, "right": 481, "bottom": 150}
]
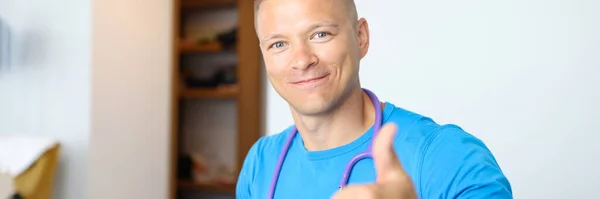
[
  {"left": 291, "top": 102, "right": 330, "bottom": 116},
  {"left": 289, "top": 96, "right": 336, "bottom": 116}
]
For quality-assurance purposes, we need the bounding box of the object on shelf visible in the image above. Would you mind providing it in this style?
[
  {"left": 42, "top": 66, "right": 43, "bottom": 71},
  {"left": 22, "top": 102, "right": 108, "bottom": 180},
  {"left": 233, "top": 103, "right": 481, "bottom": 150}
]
[
  {"left": 11, "top": 193, "right": 22, "bottom": 199},
  {"left": 188, "top": 152, "right": 236, "bottom": 185},
  {"left": 184, "top": 66, "right": 237, "bottom": 88},
  {"left": 182, "top": 28, "right": 219, "bottom": 45},
  {"left": 181, "top": 0, "right": 236, "bottom": 9},
  {"left": 181, "top": 28, "right": 237, "bottom": 51},
  {"left": 214, "top": 165, "right": 236, "bottom": 185},
  {"left": 185, "top": 76, "right": 220, "bottom": 88},
  {"left": 179, "top": 40, "right": 223, "bottom": 53},
  {"left": 177, "top": 179, "right": 236, "bottom": 194},
  {"left": 216, "top": 28, "right": 237, "bottom": 49},
  {"left": 219, "top": 66, "right": 237, "bottom": 85},
  {"left": 183, "top": 10, "right": 237, "bottom": 45},
  {"left": 177, "top": 154, "right": 193, "bottom": 180},
  {"left": 190, "top": 153, "right": 214, "bottom": 183},
  {"left": 179, "top": 39, "right": 197, "bottom": 49}
]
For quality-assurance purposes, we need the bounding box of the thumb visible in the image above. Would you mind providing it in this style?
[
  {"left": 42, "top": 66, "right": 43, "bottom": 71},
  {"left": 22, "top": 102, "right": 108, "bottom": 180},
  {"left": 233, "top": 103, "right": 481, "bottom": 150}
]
[{"left": 372, "top": 123, "right": 406, "bottom": 182}]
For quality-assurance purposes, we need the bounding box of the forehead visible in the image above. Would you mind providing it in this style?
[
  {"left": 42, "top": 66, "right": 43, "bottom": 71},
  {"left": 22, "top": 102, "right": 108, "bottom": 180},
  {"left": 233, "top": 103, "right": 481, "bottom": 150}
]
[{"left": 256, "top": 0, "right": 349, "bottom": 34}]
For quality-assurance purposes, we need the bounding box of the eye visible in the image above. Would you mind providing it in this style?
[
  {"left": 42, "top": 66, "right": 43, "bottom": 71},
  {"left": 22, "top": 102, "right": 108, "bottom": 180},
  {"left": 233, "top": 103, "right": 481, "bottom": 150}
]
[
  {"left": 313, "top": 32, "right": 330, "bottom": 39},
  {"left": 271, "top": 42, "right": 285, "bottom": 49}
]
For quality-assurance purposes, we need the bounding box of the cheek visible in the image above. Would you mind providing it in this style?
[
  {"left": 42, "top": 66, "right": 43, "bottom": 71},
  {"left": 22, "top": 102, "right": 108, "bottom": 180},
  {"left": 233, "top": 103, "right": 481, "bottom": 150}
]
[
  {"left": 264, "top": 54, "right": 290, "bottom": 82},
  {"left": 313, "top": 41, "right": 352, "bottom": 69}
]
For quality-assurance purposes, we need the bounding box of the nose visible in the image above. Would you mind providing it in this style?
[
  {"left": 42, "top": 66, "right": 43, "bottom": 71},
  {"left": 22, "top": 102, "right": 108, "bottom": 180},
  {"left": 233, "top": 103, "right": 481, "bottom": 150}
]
[{"left": 291, "top": 42, "right": 318, "bottom": 70}]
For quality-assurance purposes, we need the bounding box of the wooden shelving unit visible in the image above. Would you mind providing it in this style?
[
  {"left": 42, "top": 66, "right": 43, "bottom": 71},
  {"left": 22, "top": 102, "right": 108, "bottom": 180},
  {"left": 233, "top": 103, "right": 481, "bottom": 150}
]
[
  {"left": 180, "top": 85, "right": 239, "bottom": 99},
  {"left": 181, "top": 0, "right": 236, "bottom": 9},
  {"left": 177, "top": 180, "right": 236, "bottom": 193},
  {"left": 169, "top": 0, "right": 263, "bottom": 198},
  {"left": 179, "top": 41, "right": 225, "bottom": 53},
  {"left": 180, "top": 0, "right": 236, "bottom": 9}
]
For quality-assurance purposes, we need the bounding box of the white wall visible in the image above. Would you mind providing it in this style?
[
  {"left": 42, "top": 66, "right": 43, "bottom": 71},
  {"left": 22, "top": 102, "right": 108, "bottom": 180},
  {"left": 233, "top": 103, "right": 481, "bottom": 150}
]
[
  {"left": 0, "top": 0, "right": 91, "bottom": 199},
  {"left": 87, "top": 0, "right": 172, "bottom": 198},
  {"left": 265, "top": 0, "right": 600, "bottom": 198},
  {"left": 0, "top": 0, "right": 172, "bottom": 198}
]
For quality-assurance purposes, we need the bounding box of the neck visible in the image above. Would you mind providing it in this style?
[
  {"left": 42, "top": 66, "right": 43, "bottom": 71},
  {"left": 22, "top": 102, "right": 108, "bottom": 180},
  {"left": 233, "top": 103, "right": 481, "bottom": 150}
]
[{"left": 291, "top": 87, "right": 379, "bottom": 151}]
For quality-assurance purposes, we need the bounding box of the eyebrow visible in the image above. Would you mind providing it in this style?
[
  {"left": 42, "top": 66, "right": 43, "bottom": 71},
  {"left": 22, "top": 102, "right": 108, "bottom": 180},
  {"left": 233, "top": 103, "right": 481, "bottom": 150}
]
[
  {"left": 308, "top": 22, "right": 340, "bottom": 30},
  {"left": 260, "top": 22, "right": 340, "bottom": 44},
  {"left": 260, "top": 34, "right": 285, "bottom": 45}
]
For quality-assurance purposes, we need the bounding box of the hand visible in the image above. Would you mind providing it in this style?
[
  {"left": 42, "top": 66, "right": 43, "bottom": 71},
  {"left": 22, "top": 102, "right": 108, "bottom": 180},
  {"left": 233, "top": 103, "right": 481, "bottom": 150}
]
[{"left": 331, "top": 123, "right": 418, "bottom": 199}]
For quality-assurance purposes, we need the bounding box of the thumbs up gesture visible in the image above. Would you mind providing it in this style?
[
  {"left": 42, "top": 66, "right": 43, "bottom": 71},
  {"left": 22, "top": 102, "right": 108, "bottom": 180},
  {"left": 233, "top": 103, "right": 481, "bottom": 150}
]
[{"left": 331, "top": 123, "right": 418, "bottom": 199}]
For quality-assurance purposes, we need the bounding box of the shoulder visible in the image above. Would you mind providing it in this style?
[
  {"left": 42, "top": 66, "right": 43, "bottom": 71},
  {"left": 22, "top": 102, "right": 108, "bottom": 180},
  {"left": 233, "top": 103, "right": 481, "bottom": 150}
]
[
  {"left": 384, "top": 102, "right": 513, "bottom": 198},
  {"left": 236, "top": 126, "right": 294, "bottom": 198},
  {"left": 247, "top": 126, "right": 295, "bottom": 158},
  {"left": 238, "top": 125, "right": 294, "bottom": 172},
  {"left": 383, "top": 102, "right": 501, "bottom": 168}
]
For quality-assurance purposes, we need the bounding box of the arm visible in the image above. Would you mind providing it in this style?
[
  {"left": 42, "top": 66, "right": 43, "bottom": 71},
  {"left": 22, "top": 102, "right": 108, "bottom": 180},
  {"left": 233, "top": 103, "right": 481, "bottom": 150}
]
[{"left": 418, "top": 125, "right": 513, "bottom": 199}]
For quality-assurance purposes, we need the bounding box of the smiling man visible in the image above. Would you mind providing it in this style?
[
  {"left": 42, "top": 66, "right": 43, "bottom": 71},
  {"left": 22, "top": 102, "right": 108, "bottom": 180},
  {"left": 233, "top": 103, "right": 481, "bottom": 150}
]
[{"left": 236, "top": 0, "right": 513, "bottom": 198}]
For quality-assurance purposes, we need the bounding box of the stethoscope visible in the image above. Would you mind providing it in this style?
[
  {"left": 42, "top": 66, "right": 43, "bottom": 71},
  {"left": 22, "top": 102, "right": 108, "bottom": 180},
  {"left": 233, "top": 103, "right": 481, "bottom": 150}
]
[{"left": 267, "top": 88, "right": 384, "bottom": 199}]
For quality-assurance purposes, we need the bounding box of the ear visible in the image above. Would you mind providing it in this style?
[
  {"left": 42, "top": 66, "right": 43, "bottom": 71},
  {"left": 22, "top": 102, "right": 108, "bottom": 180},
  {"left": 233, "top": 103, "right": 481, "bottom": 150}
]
[{"left": 356, "top": 17, "right": 370, "bottom": 58}]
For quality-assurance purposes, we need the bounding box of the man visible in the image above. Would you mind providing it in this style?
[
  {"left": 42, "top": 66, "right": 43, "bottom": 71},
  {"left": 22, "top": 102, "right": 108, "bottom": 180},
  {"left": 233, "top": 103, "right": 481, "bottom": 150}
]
[{"left": 236, "top": 0, "right": 513, "bottom": 198}]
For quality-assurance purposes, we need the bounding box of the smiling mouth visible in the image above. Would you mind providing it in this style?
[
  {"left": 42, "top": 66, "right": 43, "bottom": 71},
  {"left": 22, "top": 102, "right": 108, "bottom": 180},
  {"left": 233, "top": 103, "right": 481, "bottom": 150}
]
[{"left": 292, "top": 74, "right": 329, "bottom": 85}]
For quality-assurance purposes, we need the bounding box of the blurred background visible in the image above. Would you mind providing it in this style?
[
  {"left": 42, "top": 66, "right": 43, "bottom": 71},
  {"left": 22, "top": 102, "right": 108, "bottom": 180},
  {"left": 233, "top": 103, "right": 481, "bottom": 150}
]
[{"left": 0, "top": 0, "right": 598, "bottom": 199}]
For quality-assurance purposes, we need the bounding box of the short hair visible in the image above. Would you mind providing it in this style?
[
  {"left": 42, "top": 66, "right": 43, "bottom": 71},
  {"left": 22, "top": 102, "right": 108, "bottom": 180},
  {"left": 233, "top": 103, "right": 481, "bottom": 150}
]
[
  {"left": 253, "top": 0, "right": 265, "bottom": 30},
  {"left": 254, "top": 0, "right": 358, "bottom": 29},
  {"left": 254, "top": 0, "right": 264, "bottom": 14}
]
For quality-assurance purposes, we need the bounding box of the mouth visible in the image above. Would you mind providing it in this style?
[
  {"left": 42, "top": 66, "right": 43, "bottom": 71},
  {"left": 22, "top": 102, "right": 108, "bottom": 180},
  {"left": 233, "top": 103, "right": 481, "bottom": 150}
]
[{"left": 291, "top": 74, "right": 329, "bottom": 85}]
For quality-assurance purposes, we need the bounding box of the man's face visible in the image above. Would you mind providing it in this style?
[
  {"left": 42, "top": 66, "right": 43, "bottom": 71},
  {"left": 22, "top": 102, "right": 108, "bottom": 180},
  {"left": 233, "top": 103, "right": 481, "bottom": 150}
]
[{"left": 256, "top": 0, "right": 369, "bottom": 115}]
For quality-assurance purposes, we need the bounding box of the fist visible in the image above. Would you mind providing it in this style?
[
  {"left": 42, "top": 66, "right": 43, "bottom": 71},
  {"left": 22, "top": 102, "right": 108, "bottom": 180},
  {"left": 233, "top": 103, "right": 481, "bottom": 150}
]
[{"left": 331, "top": 123, "right": 418, "bottom": 199}]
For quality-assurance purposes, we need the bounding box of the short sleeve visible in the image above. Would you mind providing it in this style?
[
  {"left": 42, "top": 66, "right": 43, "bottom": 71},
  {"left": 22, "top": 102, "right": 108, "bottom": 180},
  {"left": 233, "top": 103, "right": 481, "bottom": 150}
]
[
  {"left": 418, "top": 125, "right": 513, "bottom": 199},
  {"left": 236, "top": 137, "right": 264, "bottom": 199}
]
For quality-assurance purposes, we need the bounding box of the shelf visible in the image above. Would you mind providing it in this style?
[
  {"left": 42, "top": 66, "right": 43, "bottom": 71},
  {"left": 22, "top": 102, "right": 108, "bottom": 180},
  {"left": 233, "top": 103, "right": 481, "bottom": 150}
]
[
  {"left": 179, "top": 41, "right": 224, "bottom": 53},
  {"left": 181, "top": 85, "right": 239, "bottom": 99},
  {"left": 178, "top": 180, "right": 236, "bottom": 194},
  {"left": 181, "top": 0, "right": 236, "bottom": 9},
  {"left": 170, "top": 0, "right": 263, "bottom": 198}
]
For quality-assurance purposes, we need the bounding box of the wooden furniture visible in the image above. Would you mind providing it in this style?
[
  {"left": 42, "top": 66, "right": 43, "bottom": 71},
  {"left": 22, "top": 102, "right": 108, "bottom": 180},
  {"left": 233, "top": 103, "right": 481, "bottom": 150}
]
[
  {"left": 169, "top": 0, "right": 263, "bottom": 198},
  {"left": 12, "top": 144, "right": 60, "bottom": 199}
]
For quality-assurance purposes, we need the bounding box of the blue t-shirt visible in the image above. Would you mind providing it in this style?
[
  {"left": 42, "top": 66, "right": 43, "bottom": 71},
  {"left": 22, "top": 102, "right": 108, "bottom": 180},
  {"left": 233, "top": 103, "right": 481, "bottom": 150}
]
[{"left": 236, "top": 102, "right": 512, "bottom": 199}]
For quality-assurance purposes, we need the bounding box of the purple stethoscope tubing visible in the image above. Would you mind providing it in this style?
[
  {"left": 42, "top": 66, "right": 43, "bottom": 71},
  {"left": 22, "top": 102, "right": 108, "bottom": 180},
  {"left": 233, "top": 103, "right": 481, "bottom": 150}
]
[{"left": 267, "top": 88, "right": 383, "bottom": 199}]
